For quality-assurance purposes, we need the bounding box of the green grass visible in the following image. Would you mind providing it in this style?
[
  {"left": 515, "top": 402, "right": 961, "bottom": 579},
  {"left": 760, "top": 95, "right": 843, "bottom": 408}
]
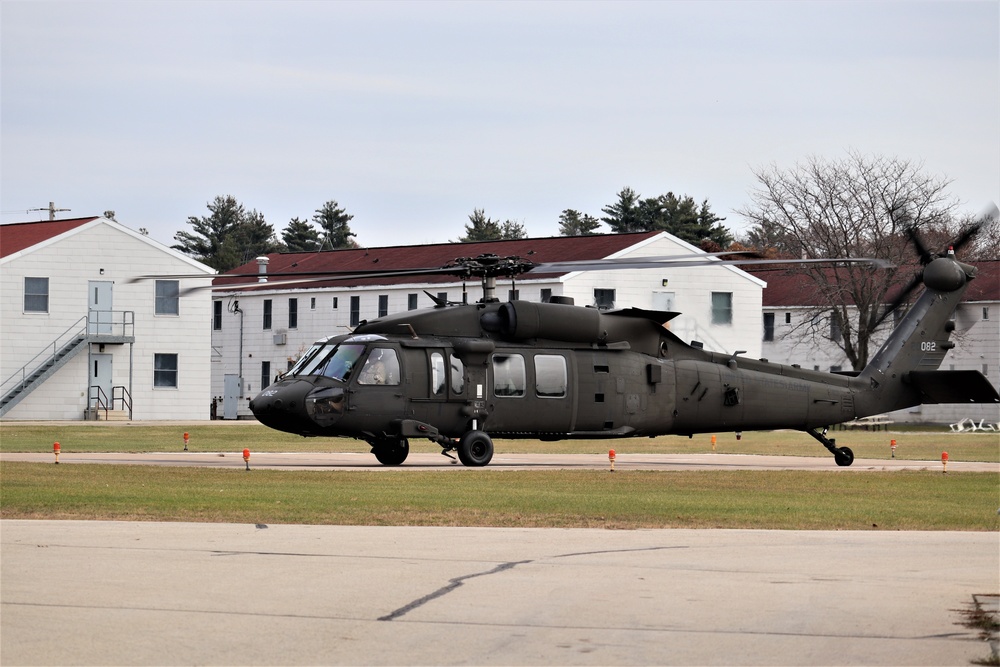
[
  {"left": 2, "top": 462, "right": 997, "bottom": 531},
  {"left": 1, "top": 421, "right": 997, "bottom": 462}
]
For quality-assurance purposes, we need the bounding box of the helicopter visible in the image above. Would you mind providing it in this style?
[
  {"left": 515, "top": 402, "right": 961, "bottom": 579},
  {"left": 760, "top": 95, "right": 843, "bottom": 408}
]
[{"left": 243, "top": 238, "right": 1000, "bottom": 467}]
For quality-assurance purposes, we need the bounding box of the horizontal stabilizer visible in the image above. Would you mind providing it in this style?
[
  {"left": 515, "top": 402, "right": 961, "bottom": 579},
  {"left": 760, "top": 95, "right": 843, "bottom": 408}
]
[{"left": 905, "top": 370, "right": 1000, "bottom": 404}]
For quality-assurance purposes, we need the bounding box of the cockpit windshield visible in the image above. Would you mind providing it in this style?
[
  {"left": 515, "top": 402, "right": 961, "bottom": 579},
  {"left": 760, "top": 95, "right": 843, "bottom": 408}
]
[
  {"left": 286, "top": 342, "right": 325, "bottom": 376},
  {"left": 287, "top": 335, "right": 388, "bottom": 381}
]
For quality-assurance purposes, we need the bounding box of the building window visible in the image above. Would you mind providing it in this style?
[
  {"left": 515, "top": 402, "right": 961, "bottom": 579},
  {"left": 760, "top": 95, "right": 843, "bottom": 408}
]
[
  {"left": 437, "top": 292, "right": 448, "bottom": 304},
  {"left": 763, "top": 312, "right": 775, "bottom": 342},
  {"left": 310, "top": 297, "right": 316, "bottom": 310},
  {"left": 332, "top": 297, "right": 339, "bottom": 310},
  {"left": 594, "top": 288, "right": 615, "bottom": 310},
  {"left": 540, "top": 288, "right": 552, "bottom": 303},
  {"left": 263, "top": 299, "right": 272, "bottom": 330},
  {"left": 350, "top": 296, "right": 360, "bottom": 327},
  {"left": 261, "top": 361, "right": 271, "bottom": 391},
  {"left": 830, "top": 311, "right": 843, "bottom": 342},
  {"left": 984, "top": 307, "right": 990, "bottom": 321},
  {"left": 408, "top": 294, "right": 418, "bottom": 310},
  {"left": 984, "top": 364, "right": 990, "bottom": 377},
  {"left": 23, "top": 277, "right": 49, "bottom": 313},
  {"left": 711, "top": 292, "right": 732, "bottom": 325},
  {"left": 154, "top": 353, "right": 178, "bottom": 388},
  {"left": 534, "top": 354, "right": 567, "bottom": 398},
  {"left": 785, "top": 312, "right": 791, "bottom": 324},
  {"left": 508, "top": 289, "right": 519, "bottom": 301},
  {"left": 288, "top": 298, "right": 298, "bottom": 329},
  {"left": 493, "top": 354, "right": 525, "bottom": 397},
  {"left": 213, "top": 301, "right": 223, "bottom": 330},
  {"left": 155, "top": 280, "right": 179, "bottom": 315},
  {"left": 378, "top": 295, "right": 389, "bottom": 318}
]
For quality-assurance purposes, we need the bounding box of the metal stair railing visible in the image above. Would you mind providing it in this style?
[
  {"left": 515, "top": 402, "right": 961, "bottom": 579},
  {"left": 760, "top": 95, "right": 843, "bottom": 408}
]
[
  {"left": 112, "top": 385, "right": 133, "bottom": 420},
  {"left": 89, "top": 385, "right": 110, "bottom": 421},
  {"left": 1, "top": 316, "right": 89, "bottom": 403}
]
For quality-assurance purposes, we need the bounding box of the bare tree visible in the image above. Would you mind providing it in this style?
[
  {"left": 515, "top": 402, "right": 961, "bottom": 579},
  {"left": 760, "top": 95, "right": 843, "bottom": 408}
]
[{"left": 738, "top": 151, "right": 959, "bottom": 371}]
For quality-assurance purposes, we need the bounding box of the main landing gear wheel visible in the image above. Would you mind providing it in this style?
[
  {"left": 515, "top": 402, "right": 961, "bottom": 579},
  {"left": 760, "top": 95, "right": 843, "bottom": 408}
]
[
  {"left": 834, "top": 446, "right": 855, "bottom": 467},
  {"left": 372, "top": 437, "right": 409, "bottom": 466},
  {"left": 458, "top": 430, "right": 494, "bottom": 467}
]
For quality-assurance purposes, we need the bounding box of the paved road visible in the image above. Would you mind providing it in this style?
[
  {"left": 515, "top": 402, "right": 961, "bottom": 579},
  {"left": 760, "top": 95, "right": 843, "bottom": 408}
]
[
  {"left": 2, "top": 521, "right": 997, "bottom": 666},
  {"left": 2, "top": 451, "right": 995, "bottom": 472}
]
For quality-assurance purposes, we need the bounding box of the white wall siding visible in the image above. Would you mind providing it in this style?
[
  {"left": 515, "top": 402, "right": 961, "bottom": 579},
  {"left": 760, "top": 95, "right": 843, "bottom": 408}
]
[{"left": 2, "top": 220, "right": 214, "bottom": 420}]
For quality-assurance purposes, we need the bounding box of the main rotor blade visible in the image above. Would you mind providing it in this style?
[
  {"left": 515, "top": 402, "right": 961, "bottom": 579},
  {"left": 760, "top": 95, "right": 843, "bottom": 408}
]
[{"left": 531, "top": 256, "right": 892, "bottom": 273}]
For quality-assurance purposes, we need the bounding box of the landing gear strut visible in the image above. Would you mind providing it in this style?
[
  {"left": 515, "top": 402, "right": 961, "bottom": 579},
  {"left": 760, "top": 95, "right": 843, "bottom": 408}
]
[{"left": 806, "top": 428, "right": 855, "bottom": 467}]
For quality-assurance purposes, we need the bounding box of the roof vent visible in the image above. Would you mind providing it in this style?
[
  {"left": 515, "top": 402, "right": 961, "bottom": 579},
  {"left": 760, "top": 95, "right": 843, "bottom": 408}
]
[{"left": 256, "top": 256, "right": 269, "bottom": 283}]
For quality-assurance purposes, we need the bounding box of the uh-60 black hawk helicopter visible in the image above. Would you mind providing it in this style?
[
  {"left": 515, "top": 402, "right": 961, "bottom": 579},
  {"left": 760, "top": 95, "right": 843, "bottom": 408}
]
[{"left": 243, "top": 225, "right": 999, "bottom": 468}]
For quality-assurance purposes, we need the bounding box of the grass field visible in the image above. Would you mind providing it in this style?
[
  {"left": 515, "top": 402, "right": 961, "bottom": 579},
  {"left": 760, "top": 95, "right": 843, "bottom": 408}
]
[
  {"left": 1, "top": 422, "right": 996, "bottom": 530},
  {"left": 2, "top": 462, "right": 997, "bottom": 530},
  {"left": 1, "top": 421, "right": 997, "bottom": 462}
]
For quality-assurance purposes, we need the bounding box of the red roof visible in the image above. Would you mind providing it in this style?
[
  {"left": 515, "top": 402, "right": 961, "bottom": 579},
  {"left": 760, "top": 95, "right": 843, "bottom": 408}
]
[
  {"left": 752, "top": 259, "right": 999, "bottom": 307},
  {"left": 0, "top": 218, "right": 99, "bottom": 258},
  {"left": 215, "top": 231, "right": 663, "bottom": 290}
]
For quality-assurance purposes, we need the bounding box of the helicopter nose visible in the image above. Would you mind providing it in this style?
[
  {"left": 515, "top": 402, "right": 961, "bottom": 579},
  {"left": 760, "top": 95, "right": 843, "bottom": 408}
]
[{"left": 249, "top": 380, "right": 315, "bottom": 434}]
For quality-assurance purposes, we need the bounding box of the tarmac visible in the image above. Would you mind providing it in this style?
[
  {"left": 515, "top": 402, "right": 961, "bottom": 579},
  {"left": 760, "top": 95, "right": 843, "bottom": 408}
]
[{"left": 2, "top": 521, "right": 997, "bottom": 666}]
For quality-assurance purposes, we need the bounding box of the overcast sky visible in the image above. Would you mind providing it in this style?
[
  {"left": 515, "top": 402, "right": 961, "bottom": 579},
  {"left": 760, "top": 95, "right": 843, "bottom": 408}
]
[{"left": 2, "top": 1, "right": 997, "bottom": 251}]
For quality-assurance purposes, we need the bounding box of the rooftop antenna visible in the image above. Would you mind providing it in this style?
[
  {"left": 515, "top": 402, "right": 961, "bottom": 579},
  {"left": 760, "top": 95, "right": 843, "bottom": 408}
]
[{"left": 29, "top": 202, "right": 71, "bottom": 221}]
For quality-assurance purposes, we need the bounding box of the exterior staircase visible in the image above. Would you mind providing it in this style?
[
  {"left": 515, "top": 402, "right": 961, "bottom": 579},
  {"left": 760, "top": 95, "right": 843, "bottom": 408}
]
[{"left": 1, "top": 313, "right": 135, "bottom": 418}]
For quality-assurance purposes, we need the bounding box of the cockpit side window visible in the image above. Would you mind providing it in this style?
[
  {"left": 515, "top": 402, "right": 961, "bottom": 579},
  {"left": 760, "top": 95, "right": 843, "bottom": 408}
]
[{"left": 357, "top": 348, "right": 400, "bottom": 386}]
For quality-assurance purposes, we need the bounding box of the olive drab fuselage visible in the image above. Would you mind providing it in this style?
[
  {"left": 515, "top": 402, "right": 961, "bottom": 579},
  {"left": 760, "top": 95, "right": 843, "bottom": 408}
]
[{"left": 249, "top": 255, "right": 999, "bottom": 467}]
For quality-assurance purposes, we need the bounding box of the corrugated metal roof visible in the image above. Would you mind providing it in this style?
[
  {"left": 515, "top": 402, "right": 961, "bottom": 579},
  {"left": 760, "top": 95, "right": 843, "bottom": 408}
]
[
  {"left": 0, "top": 218, "right": 99, "bottom": 258},
  {"left": 214, "top": 231, "right": 664, "bottom": 290}
]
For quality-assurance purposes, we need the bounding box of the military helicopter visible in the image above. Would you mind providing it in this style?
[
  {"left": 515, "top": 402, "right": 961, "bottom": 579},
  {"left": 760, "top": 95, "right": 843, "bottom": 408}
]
[{"left": 243, "top": 234, "right": 1000, "bottom": 468}]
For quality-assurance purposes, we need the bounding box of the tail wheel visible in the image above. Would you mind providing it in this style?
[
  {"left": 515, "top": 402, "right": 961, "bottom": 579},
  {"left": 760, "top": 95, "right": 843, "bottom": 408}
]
[
  {"left": 834, "top": 446, "right": 854, "bottom": 467},
  {"left": 373, "top": 437, "right": 409, "bottom": 466},
  {"left": 458, "top": 430, "right": 494, "bottom": 467}
]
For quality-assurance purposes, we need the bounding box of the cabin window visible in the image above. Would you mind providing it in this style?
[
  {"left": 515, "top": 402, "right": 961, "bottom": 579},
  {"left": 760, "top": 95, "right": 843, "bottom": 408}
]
[
  {"left": 431, "top": 353, "right": 446, "bottom": 395},
  {"left": 153, "top": 353, "right": 178, "bottom": 388},
  {"left": 408, "top": 294, "right": 418, "bottom": 310},
  {"left": 594, "top": 288, "right": 615, "bottom": 310},
  {"left": 378, "top": 295, "right": 389, "bottom": 318},
  {"left": 155, "top": 280, "right": 179, "bottom": 315},
  {"left": 24, "top": 277, "right": 49, "bottom": 313},
  {"left": 711, "top": 292, "right": 732, "bottom": 325},
  {"left": 763, "top": 312, "right": 775, "bottom": 341},
  {"left": 288, "top": 298, "right": 298, "bottom": 329},
  {"left": 213, "top": 301, "right": 223, "bottom": 330},
  {"left": 350, "top": 296, "right": 360, "bottom": 326},
  {"left": 262, "top": 299, "right": 272, "bottom": 330},
  {"left": 357, "top": 348, "right": 400, "bottom": 386},
  {"left": 450, "top": 355, "right": 465, "bottom": 394},
  {"left": 534, "top": 355, "right": 567, "bottom": 398},
  {"left": 493, "top": 354, "right": 525, "bottom": 397}
]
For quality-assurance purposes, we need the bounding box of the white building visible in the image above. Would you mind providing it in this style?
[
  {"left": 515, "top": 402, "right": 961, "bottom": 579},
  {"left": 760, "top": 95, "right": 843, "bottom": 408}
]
[
  {"left": 212, "top": 231, "right": 766, "bottom": 419},
  {"left": 756, "top": 260, "right": 1000, "bottom": 425},
  {"left": 1, "top": 217, "right": 216, "bottom": 420}
]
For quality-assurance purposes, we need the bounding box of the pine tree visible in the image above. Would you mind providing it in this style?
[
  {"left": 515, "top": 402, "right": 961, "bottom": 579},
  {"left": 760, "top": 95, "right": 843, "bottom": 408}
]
[
  {"left": 314, "top": 200, "right": 357, "bottom": 249},
  {"left": 282, "top": 217, "right": 322, "bottom": 252}
]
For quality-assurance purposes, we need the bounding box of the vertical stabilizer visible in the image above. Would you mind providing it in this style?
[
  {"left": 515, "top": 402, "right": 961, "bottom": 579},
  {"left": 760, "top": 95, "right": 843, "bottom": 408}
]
[{"left": 856, "top": 255, "right": 983, "bottom": 415}]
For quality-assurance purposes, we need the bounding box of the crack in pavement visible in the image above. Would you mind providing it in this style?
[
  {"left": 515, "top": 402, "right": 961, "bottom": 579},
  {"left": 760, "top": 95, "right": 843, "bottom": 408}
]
[{"left": 378, "top": 560, "right": 531, "bottom": 621}]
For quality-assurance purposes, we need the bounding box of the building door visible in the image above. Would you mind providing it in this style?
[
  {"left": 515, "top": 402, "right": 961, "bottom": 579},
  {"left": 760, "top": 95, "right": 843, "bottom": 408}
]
[
  {"left": 88, "top": 281, "right": 113, "bottom": 334},
  {"left": 224, "top": 374, "right": 241, "bottom": 420},
  {"left": 91, "top": 354, "right": 113, "bottom": 408}
]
